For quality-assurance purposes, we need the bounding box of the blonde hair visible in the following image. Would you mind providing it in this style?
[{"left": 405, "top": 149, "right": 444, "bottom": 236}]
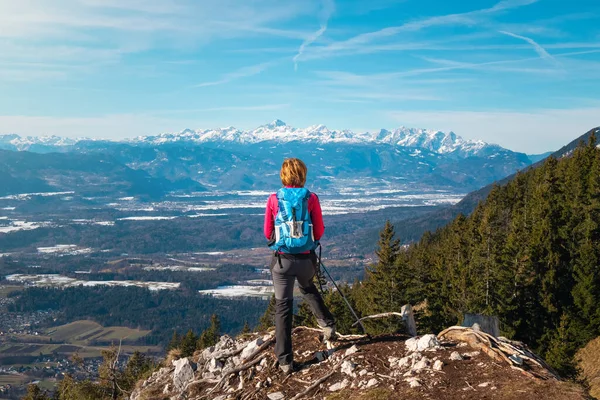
[{"left": 280, "top": 158, "right": 307, "bottom": 187}]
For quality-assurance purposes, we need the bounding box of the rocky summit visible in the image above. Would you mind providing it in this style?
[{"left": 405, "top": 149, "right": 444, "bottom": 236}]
[{"left": 130, "top": 327, "right": 587, "bottom": 400}]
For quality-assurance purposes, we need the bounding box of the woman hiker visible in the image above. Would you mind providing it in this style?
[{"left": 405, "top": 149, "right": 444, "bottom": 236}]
[{"left": 264, "top": 157, "right": 336, "bottom": 374}]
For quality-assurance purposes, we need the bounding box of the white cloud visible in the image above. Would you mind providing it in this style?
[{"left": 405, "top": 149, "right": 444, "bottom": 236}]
[
  {"left": 387, "top": 108, "right": 600, "bottom": 153},
  {"left": 194, "top": 61, "right": 279, "bottom": 88},
  {"left": 0, "top": 0, "right": 317, "bottom": 80}
]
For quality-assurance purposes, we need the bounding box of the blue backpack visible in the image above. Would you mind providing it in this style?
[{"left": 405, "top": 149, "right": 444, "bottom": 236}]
[{"left": 269, "top": 187, "right": 317, "bottom": 254}]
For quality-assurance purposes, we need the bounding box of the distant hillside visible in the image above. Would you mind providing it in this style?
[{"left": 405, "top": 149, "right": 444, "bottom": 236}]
[
  {"left": 386, "top": 134, "right": 600, "bottom": 377},
  {"left": 392, "top": 126, "right": 600, "bottom": 242},
  {"left": 0, "top": 122, "right": 532, "bottom": 194},
  {"left": 528, "top": 151, "right": 554, "bottom": 163},
  {"left": 0, "top": 149, "right": 204, "bottom": 198}
]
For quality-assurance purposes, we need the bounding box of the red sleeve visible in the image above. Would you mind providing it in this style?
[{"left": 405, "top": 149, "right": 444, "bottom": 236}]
[
  {"left": 309, "top": 193, "right": 325, "bottom": 241},
  {"left": 264, "top": 194, "right": 277, "bottom": 240}
]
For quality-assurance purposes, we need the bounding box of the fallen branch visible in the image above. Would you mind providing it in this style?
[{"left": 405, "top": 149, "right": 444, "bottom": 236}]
[
  {"left": 289, "top": 369, "right": 337, "bottom": 400},
  {"left": 289, "top": 351, "right": 356, "bottom": 400},
  {"left": 211, "top": 346, "right": 245, "bottom": 360},
  {"left": 292, "top": 326, "right": 367, "bottom": 341},
  {"left": 205, "top": 353, "right": 268, "bottom": 396},
  {"left": 352, "top": 312, "right": 405, "bottom": 327}
]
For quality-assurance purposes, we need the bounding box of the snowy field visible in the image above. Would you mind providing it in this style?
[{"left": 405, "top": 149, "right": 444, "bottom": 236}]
[
  {"left": 0, "top": 220, "right": 52, "bottom": 233},
  {"left": 198, "top": 285, "right": 274, "bottom": 299},
  {"left": 143, "top": 266, "right": 216, "bottom": 272},
  {"left": 37, "top": 245, "right": 93, "bottom": 255},
  {"left": 5, "top": 274, "right": 180, "bottom": 290},
  {"left": 0, "top": 184, "right": 465, "bottom": 238}
]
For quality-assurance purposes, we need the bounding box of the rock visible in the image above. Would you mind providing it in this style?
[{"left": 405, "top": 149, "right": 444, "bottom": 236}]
[
  {"left": 417, "top": 334, "right": 440, "bottom": 351},
  {"left": 359, "top": 369, "right": 368, "bottom": 376},
  {"left": 366, "top": 378, "right": 379, "bottom": 388},
  {"left": 172, "top": 358, "right": 195, "bottom": 392},
  {"left": 345, "top": 345, "right": 359, "bottom": 356},
  {"left": 412, "top": 357, "right": 430, "bottom": 371},
  {"left": 397, "top": 356, "right": 412, "bottom": 368},
  {"left": 462, "top": 351, "right": 481, "bottom": 358},
  {"left": 479, "top": 382, "right": 491, "bottom": 388},
  {"left": 405, "top": 377, "right": 422, "bottom": 388},
  {"left": 341, "top": 360, "right": 357, "bottom": 377},
  {"left": 450, "top": 351, "right": 463, "bottom": 361},
  {"left": 329, "top": 379, "right": 349, "bottom": 392},
  {"left": 208, "top": 357, "right": 224, "bottom": 373},
  {"left": 405, "top": 337, "right": 419, "bottom": 352},
  {"left": 315, "top": 351, "right": 326, "bottom": 362},
  {"left": 509, "top": 354, "right": 524, "bottom": 365},
  {"left": 433, "top": 360, "right": 444, "bottom": 371},
  {"left": 241, "top": 338, "right": 264, "bottom": 360},
  {"left": 267, "top": 392, "right": 285, "bottom": 400}
]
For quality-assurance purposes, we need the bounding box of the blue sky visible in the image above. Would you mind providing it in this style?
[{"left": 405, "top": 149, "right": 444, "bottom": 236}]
[{"left": 0, "top": 0, "right": 598, "bottom": 153}]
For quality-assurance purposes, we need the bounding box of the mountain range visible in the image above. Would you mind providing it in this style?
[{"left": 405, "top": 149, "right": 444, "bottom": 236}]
[
  {"left": 3, "top": 120, "right": 506, "bottom": 158},
  {"left": 0, "top": 122, "right": 534, "bottom": 197}
]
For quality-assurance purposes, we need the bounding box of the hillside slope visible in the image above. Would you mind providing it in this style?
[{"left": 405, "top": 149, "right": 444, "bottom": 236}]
[
  {"left": 578, "top": 337, "right": 600, "bottom": 399},
  {"left": 0, "top": 149, "right": 204, "bottom": 198},
  {"left": 131, "top": 328, "right": 588, "bottom": 400},
  {"left": 390, "top": 126, "right": 600, "bottom": 242}
]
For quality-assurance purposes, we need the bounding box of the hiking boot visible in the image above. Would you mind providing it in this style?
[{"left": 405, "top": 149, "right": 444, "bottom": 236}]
[
  {"left": 323, "top": 325, "right": 337, "bottom": 341},
  {"left": 279, "top": 362, "right": 299, "bottom": 375}
]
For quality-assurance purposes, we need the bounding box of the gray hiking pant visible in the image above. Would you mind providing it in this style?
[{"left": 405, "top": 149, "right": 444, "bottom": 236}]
[{"left": 270, "top": 253, "right": 335, "bottom": 366}]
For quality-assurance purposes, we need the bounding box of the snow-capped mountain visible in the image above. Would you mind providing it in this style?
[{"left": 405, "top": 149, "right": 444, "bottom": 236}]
[
  {"left": 0, "top": 120, "right": 503, "bottom": 157},
  {"left": 0, "top": 120, "right": 535, "bottom": 196},
  {"left": 0, "top": 134, "right": 81, "bottom": 151},
  {"left": 129, "top": 120, "right": 496, "bottom": 157}
]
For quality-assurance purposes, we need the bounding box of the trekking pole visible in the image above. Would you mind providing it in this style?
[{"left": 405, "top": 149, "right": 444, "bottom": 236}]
[{"left": 315, "top": 246, "right": 368, "bottom": 335}]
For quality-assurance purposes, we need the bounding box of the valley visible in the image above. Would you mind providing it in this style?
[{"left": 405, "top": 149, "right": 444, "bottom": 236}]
[{"left": 0, "top": 124, "right": 543, "bottom": 398}]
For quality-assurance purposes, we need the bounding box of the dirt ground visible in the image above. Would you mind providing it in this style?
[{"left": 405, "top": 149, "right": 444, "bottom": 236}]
[{"left": 179, "top": 328, "right": 590, "bottom": 400}]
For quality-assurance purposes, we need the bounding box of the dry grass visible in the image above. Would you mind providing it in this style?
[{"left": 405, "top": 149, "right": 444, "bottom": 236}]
[
  {"left": 577, "top": 336, "right": 600, "bottom": 399},
  {"left": 164, "top": 348, "right": 181, "bottom": 367}
]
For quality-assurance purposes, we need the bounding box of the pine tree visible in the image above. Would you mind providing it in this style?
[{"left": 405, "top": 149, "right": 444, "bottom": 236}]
[
  {"left": 294, "top": 299, "right": 317, "bottom": 327},
  {"left": 167, "top": 330, "right": 181, "bottom": 351},
  {"left": 544, "top": 313, "right": 579, "bottom": 378},
  {"left": 360, "top": 220, "right": 406, "bottom": 334},
  {"left": 22, "top": 384, "right": 51, "bottom": 400},
  {"left": 180, "top": 330, "right": 197, "bottom": 357},
  {"left": 123, "top": 351, "right": 154, "bottom": 391},
  {"left": 240, "top": 321, "right": 252, "bottom": 334},
  {"left": 324, "top": 284, "right": 362, "bottom": 334},
  {"left": 198, "top": 314, "right": 221, "bottom": 349},
  {"left": 257, "top": 295, "right": 276, "bottom": 331}
]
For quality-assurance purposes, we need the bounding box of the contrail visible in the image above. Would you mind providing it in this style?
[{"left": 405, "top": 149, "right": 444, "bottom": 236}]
[
  {"left": 499, "top": 30, "right": 558, "bottom": 64},
  {"left": 293, "top": 0, "right": 335, "bottom": 70}
]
